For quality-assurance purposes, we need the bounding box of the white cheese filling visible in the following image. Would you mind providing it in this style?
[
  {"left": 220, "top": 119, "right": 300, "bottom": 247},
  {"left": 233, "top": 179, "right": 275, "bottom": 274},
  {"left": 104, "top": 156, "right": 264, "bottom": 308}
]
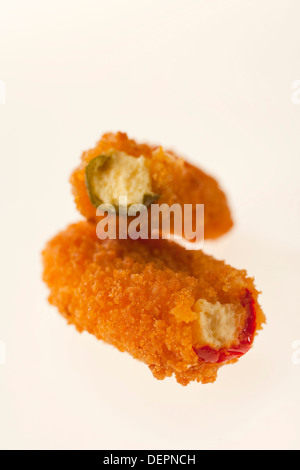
[
  {"left": 193, "top": 299, "right": 242, "bottom": 349},
  {"left": 91, "top": 150, "right": 153, "bottom": 207}
]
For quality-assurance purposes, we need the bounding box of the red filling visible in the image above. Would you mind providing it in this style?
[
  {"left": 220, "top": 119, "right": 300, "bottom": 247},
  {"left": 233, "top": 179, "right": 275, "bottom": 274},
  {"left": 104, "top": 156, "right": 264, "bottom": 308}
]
[{"left": 193, "top": 289, "right": 256, "bottom": 364}]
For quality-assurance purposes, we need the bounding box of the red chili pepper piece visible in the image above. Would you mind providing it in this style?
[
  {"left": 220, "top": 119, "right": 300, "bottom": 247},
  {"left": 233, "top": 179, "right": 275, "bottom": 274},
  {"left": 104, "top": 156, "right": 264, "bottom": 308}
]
[{"left": 194, "top": 289, "right": 257, "bottom": 364}]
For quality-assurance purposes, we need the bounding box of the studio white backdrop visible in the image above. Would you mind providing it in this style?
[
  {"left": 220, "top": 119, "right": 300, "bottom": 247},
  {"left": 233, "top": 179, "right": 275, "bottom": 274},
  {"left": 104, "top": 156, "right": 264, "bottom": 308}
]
[{"left": 0, "top": 0, "right": 300, "bottom": 450}]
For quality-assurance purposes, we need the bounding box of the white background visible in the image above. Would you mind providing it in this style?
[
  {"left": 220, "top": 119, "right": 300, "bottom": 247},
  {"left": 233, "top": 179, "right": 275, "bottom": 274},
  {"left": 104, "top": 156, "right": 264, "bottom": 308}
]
[{"left": 0, "top": 0, "right": 300, "bottom": 450}]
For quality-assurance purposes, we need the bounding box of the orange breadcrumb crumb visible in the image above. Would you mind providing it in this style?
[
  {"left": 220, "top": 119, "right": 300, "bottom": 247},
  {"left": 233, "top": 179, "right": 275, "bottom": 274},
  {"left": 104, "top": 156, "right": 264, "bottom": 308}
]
[
  {"left": 70, "top": 132, "right": 233, "bottom": 240},
  {"left": 42, "top": 221, "right": 265, "bottom": 385}
]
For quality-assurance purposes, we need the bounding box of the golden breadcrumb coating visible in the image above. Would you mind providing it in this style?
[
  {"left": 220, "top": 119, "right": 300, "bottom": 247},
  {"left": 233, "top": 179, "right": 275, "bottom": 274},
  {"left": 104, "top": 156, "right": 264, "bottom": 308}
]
[
  {"left": 42, "top": 222, "right": 264, "bottom": 385},
  {"left": 70, "top": 132, "right": 233, "bottom": 240}
]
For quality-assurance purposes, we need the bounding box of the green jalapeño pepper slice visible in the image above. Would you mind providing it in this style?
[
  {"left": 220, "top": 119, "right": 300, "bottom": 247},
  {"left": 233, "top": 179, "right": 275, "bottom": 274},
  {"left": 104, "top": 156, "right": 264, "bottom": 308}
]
[{"left": 85, "top": 154, "right": 112, "bottom": 208}]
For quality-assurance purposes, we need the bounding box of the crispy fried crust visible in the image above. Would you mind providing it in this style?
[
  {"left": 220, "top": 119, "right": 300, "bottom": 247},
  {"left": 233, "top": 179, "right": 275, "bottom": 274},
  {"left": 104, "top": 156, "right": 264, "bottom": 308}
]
[
  {"left": 42, "top": 222, "right": 265, "bottom": 385},
  {"left": 70, "top": 132, "right": 233, "bottom": 240}
]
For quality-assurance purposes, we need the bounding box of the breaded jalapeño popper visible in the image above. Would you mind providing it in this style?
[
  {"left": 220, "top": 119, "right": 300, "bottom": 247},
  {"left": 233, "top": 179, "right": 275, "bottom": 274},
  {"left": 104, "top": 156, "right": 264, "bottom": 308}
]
[
  {"left": 42, "top": 222, "right": 265, "bottom": 386},
  {"left": 70, "top": 132, "right": 233, "bottom": 241}
]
